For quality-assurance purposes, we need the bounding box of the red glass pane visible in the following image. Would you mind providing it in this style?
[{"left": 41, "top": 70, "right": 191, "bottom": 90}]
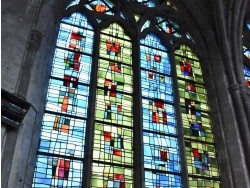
[
  {"left": 113, "top": 149, "right": 122, "bottom": 156},
  {"left": 104, "top": 131, "right": 111, "bottom": 141}
]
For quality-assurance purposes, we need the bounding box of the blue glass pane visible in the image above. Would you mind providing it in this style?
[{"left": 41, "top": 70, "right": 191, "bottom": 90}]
[
  {"left": 39, "top": 113, "right": 86, "bottom": 158},
  {"left": 33, "top": 155, "right": 83, "bottom": 187},
  {"left": 140, "top": 34, "right": 171, "bottom": 75},
  {"left": 145, "top": 171, "right": 182, "bottom": 187},
  {"left": 141, "top": 69, "right": 173, "bottom": 102},
  {"left": 144, "top": 132, "right": 180, "bottom": 172},
  {"left": 142, "top": 98, "right": 176, "bottom": 134}
]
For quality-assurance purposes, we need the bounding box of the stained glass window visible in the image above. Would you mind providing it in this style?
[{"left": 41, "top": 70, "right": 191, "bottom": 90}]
[
  {"left": 33, "top": 1, "right": 222, "bottom": 187},
  {"left": 33, "top": 13, "right": 94, "bottom": 187},
  {"left": 175, "top": 45, "right": 220, "bottom": 187},
  {"left": 140, "top": 34, "right": 181, "bottom": 187},
  {"left": 91, "top": 23, "right": 134, "bottom": 187}
]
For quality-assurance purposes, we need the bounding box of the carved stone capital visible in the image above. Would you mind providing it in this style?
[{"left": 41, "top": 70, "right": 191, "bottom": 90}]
[
  {"left": 228, "top": 83, "right": 250, "bottom": 96},
  {"left": 28, "top": 30, "right": 42, "bottom": 51},
  {"left": 228, "top": 83, "right": 242, "bottom": 93}
]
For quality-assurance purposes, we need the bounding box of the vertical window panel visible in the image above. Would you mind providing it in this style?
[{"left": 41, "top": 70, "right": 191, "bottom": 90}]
[
  {"left": 141, "top": 34, "right": 181, "bottom": 186},
  {"left": 33, "top": 13, "right": 94, "bottom": 187},
  {"left": 175, "top": 45, "right": 221, "bottom": 187},
  {"left": 92, "top": 23, "right": 134, "bottom": 187}
]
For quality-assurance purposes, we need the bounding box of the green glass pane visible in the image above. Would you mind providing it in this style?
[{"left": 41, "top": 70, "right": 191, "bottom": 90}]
[
  {"left": 99, "top": 23, "right": 132, "bottom": 64},
  {"left": 175, "top": 46, "right": 203, "bottom": 84},
  {"left": 91, "top": 163, "right": 133, "bottom": 188},
  {"left": 93, "top": 122, "right": 133, "bottom": 165},
  {"left": 97, "top": 59, "right": 133, "bottom": 93},
  {"left": 95, "top": 90, "right": 133, "bottom": 125},
  {"left": 189, "top": 177, "right": 220, "bottom": 188},
  {"left": 182, "top": 111, "right": 214, "bottom": 143},
  {"left": 185, "top": 140, "right": 220, "bottom": 178}
]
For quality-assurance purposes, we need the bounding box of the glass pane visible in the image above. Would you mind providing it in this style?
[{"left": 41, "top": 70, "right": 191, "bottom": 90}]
[
  {"left": 39, "top": 113, "right": 86, "bottom": 158},
  {"left": 185, "top": 140, "right": 220, "bottom": 177},
  {"left": 142, "top": 98, "right": 177, "bottom": 134},
  {"left": 144, "top": 132, "right": 180, "bottom": 172},
  {"left": 33, "top": 155, "right": 83, "bottom": 187},
  {"left": 145, "top": 171, "right": 182, "bottom": 187},
  {"left": 91, "top": 163, "right": 133, "bottom": 188},
  {"left": 243, "top": 47, "right": 250, "bottom": 60},
  {"left": 156, "top": 17, "right": 181, "bottom": 38},
  {"left": 93, "top": 122, "right": 133, "bottom": 165}
]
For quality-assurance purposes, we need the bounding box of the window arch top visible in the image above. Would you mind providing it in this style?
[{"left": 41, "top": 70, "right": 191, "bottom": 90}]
[
  {"left": 175, "top": 45, "right": 203, "bottom": 84},
  {"left": 66, "top": 0, "right": 80, "bottom": 9},
  {"left": 85, "top": 0, "right": 115, "bottom": 15},
  {"left": 100, "top": 23, "right": 132, "bottom": 64},
  {"left": 243, "top": 46, "right": 250, "bottom": 60},
  {"left": 132, "top": 0, "right": 156, "bottom": 7},
  {"left": 62, "top": 13, "right": 93, "bottom": 30},
  {"left": 156, "top": 17, "right": 181, "bottom": 37},
  {"left": 140, "top": 34, "right": 171, "bottom": 75},
  {"left": 141, "top": 17, "right": 188, "bottom": 41}
]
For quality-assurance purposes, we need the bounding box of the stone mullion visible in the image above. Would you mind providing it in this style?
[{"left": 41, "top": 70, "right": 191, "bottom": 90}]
[
  {"left": 17, "top": 30, "right": 42, "bottom": 98},
  {"left": 133, "top": 33, "right": 145, "bottom": 188},
  {"left": 169, "top": 51, "right": 189, "bottom": 187},
  {"left": 81, "top": 27, "right": 101, "bottom": 188}
]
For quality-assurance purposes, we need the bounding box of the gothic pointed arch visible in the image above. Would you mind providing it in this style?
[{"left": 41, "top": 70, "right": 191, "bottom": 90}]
[{"left": 32, "top": 0, "right": 224, "bottom": 187}]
